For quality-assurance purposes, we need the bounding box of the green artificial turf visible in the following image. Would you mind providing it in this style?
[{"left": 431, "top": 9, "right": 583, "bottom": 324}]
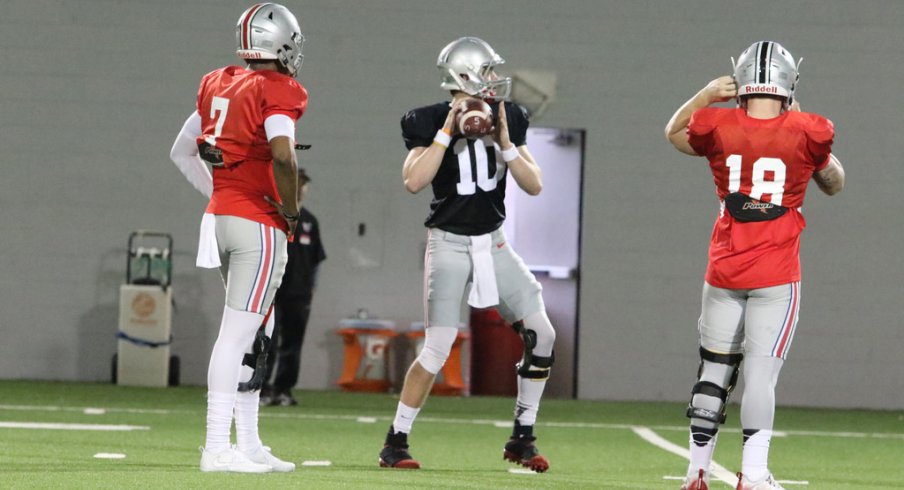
[{"left": 0, "top": 381, "right": 901, "bottom": 489}]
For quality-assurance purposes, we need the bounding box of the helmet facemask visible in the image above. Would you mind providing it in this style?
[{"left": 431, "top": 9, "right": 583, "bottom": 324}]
[{"left": 277, "top": 31, "right": 305, "bottom": 75}]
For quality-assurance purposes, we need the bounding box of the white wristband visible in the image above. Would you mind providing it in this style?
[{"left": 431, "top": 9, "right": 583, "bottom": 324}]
[
  {"left": 433, "top": 130, "right": 452, "bottom": 149},
  {"left": 501, "top": 146, "right": 520, "bottom": 162}
]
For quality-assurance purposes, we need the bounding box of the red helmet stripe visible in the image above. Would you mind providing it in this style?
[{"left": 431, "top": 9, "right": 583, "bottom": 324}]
[{"left": 241, "top": 3, "right": 266, "bottom": 50}]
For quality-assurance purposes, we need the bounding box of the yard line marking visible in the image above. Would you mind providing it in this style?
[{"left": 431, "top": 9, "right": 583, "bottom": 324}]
[
  {"left": 0, "top": 421, "right": 149, "bottom": 431},
  {"left": 301, "top": 460, "right": 332, "bottom": 467},
  {"left": 0, "top": 404, "right": 174, "bottom": 415},
  {"left": 777, "top": 480, "right": 809, "bottom": 486},
  {"left": 507, "top": 468, "right": 536, "bottom": 475},
  {"left": 94, "top": 453, "right": 126, "bottom": 459},
  {"left": 1, "top": 404, "right": 902, "bottom": 441},
  {"left": 356, "top": 416, "right": 377, "bottom": 423},
  {"left": 632, "top": 426, "right": 738, "bottom": 488},
  {"left": 84, "top": 408, "right": 106, "bottom": 415}
]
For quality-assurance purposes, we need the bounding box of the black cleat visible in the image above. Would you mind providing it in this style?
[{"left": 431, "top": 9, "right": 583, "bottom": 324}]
[
  {"left": 503, "top": 425, "right": 550, "bottom": 473},
  {"left": 378, "top": 427, "right": 420, "bottom": 469}
]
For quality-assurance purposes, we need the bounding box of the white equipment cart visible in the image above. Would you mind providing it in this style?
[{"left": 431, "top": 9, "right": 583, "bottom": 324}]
[{"left": 113, "top": 231, "right": 179, "bottom": 387}]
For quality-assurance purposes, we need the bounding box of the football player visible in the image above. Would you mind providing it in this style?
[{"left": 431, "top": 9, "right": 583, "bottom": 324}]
[
  {"left": 168, "top": 3, "right": 308, "bottom": 473},
  {"left": 378, "top": 37, "right": 557, "bottom": 473},
  {"left": 665, "top": 42, "right": 845, "bottom": 490}
]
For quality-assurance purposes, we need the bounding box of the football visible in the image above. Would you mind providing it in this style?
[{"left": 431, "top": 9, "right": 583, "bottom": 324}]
[{"left": 457, "top": 99, "right": 494, "bottom": 138}]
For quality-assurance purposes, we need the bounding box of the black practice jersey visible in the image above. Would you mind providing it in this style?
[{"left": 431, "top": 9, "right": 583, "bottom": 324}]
[{"left": 401, "top": 101, "right": 530, "bottom": 236}]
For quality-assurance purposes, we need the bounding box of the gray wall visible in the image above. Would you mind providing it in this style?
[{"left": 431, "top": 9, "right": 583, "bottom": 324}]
[{"left": 1, "top": 1, "right": 901, "bottom": 409}]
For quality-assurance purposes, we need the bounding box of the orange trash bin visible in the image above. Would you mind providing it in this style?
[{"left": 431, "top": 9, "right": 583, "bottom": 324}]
[
  {"left": 407, "top": 322, "right": 469, "bottom": 396},
  {"left": 336, "top": 319, "right": 397, "bottom": 392}
]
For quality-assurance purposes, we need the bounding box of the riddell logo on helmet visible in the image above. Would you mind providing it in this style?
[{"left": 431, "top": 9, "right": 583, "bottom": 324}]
[
  {"left": 744, "top": 85, "right": 779, "bottom": 94},
  {"left": 240, "top": 51, "right": 263, "bottom": 59}
]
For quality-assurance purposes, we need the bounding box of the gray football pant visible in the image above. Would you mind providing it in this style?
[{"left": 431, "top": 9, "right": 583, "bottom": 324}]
[
  {"left": 424, "top": 227, "right": 544, "bottom": 327},
  {"left": 215, "top": 215, "right": 288, "bottom": 314},
  {"left": 694, "top": 281, "right": 799, "bottom": 430}
]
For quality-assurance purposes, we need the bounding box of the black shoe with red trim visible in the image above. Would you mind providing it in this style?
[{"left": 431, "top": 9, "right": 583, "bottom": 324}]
[
  {"left": 503, "top": 424, "right": 550, "bottom": 473},
  {"left": 378, "top": 427, "right": 420, "bottom": 469}
]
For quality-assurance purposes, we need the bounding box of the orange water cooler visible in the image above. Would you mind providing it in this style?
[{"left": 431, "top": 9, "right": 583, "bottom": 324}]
[{"left": 336, "top": 318, "right": 397, "bottom": 392}]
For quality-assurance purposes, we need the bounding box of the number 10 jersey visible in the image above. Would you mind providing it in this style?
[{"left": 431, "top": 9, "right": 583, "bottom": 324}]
[
  {"left": 688, "top": 107, "right": 834, "bottom": 289},
  {"left": 401, "top": 101, "right": 530, "bottom": 236}
]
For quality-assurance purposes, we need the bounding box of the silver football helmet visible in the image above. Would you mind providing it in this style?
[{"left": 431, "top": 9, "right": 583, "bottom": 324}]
[
  {"left": 235, "top": 3, "right": 305, "bottom": 75},
  {"left": 732, "top": 41, "right": 801, "bottom": 108},
  {"left": 437, "top": 37, "right": 512, "bottom": 101}
]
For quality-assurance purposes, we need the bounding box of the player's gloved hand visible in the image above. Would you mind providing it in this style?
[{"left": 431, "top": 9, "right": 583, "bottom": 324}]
[
  {"left": 284, "top": 214, "right": 299, "bottom": 237},
  {"left": 493, "top": 101, "right": 513, "bottom": 150},
  {"left": 264, "top": 195, "right": 299, "bottom": 236},
  {"left": 700, "top": 76, "right": 738, "bottom": 105}
]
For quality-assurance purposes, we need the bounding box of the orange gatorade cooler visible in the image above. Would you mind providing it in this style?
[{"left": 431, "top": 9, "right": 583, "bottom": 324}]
[{"left": 336, "top": 318, "right": 397, "bottom": 392}]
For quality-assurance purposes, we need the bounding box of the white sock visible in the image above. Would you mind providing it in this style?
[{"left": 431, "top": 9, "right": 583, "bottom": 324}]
[
  {"left": 208, "top": 306, "right": 265, "bottom": 392},
  {"left": 392, "top": 401, "right": 420, "bottom": 434},
  {"left": 742, "top": 429, "right": 773, "bottom": 482},
  {"left": 514, "top": 311, "right": 555, "bottom": 427},
  {"left": 234, "top": 307, "right": 272, "bottom": 453},
  {"left": 514, "top": 376, "right": 547, "bottom": 426},
  {"left": 687, "top": 425, "right": 719, "bottom": 476},
  {"left": 205, "top": 391, "right": 236, "bottom": 452},
  {"left": 234, "top": 391, "right": 263, "bottom": 453},
  {"left": 205, "top": 306, "right": 264, "bottom": 453}
]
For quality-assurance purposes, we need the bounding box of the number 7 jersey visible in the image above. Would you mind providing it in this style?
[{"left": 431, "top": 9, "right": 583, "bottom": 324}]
[
  {"left": 688, "top": 107, "right": 834, "bottom": 289},
  {"left": 196, "top": 65, "right": 308, "bottom": 231}
]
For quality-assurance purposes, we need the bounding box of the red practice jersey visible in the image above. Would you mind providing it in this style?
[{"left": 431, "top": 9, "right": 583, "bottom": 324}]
[
  {"left": 196, "top": 65, "right": 308, "bottom": 231},
  {"left": 688, "top": 107, "right": 833, "bottom": 289}
]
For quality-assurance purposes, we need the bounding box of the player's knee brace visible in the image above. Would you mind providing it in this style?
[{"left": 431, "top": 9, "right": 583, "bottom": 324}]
[
  {"left": 415, "top": 326, "right": 458, "bottom": 375},
  {"left": 237, "top": 325, "right": 272, "bottom": 392},
  {"left": 513, "top": 320, "right": 555, "bottom": 381},
  {"left": 686, "top": 347, "right": 743, "bottom": 424}
]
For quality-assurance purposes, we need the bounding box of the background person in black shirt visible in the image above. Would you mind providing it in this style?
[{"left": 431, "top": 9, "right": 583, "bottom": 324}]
[
  {"left": 377, "top": 37, "right": 557, "bottom": 473},
  {"left": 261, "top": 167, "right": 326, "bottom": 407}
]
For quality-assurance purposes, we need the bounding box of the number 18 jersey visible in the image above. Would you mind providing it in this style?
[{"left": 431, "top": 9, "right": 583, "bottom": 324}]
[
  {"left": 401, "top": 101, "right": 530, "bottom": 236},
  {"left": 688, "top": 107, "right": 834, "bottom": 289}
]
